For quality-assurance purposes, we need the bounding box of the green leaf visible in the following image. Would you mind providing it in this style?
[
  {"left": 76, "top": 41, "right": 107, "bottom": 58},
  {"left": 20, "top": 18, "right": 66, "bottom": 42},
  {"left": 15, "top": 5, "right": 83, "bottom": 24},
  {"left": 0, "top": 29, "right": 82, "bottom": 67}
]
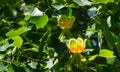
[
  {"left": 116, "top": 34, "right": 120, "bottom": 57},
  {"left": 52, "top": 4, "right": 64, "bottom": 10},
  {"left": 12, "top": 61, "right": 22, "bottom": 67},
  {"left": 24, "top": 48, "right": 38, "bottom": 52},
  {"left": 6, "top": 26, "right": 31, "bottom": 37},
  {"left": 28, "top": 61, "right": 38, "bottom": 69},
  {"left": 12, "top": 36, "right": 23, "bottom": 48},
  {"left": 0, "top": 41, "right": 11, "bottom": 51},
  {"left": 24, "top": 6, "right": 43, "bottom": 16},
  {"left": 73, "top": 0, "right": 92, "bottom": 6},
  {"left": 0, "top": 62, "right": 8, "bottom": 72},
  {"left": 88, "top": 55, "right": 98, "bottom": 61},
  {"left": 99, "top": 49, "right": 115, "bottom": 58},
  {"left": 66, "top": 8, "right": 72, "bottom": 17},
  {"left": 106, "top": 58, "right": 115, "bottom": 64},
  {"left": 107, "top": 16, "right": 111, "bottom": 28},
  {"left": 0, "top": 54, "right": 5, "bottom": 60},
  {"left": 103, "top": 29, "right": 115, "bottom": 50},
  {"left": 18, "top": 20, "right": 27, "bottom": 26},
  {"left": 30, "top": 14, "right": 49, "bottom": 29},
  {"left": 7, "top": 65, "right": 14, "bottom": 72},
  {"left": 92, "top": 0, "right": 114, "bottom": 4}
]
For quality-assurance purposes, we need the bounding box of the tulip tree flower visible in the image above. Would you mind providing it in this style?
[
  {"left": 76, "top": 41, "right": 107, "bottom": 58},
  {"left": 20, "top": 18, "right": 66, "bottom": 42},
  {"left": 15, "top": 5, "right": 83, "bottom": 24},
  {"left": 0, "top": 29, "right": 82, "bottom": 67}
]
[
  {"left": 66, "top": 37, "right": 87, "bottom": 68},
  {"left": 66, "top": 37, "right": 86, "bottom": 53},
  {"left": 57, "top": 15, "right": 75, "bottom": 29}
]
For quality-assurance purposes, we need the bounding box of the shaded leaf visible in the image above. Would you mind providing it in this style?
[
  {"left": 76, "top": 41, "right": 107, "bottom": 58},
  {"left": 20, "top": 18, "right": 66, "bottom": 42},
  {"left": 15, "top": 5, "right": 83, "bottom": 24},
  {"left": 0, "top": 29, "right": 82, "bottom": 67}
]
[
  {"left": 116, "top": 34, "right": 120, "bottom": 57},
  {"left": 103, "top": 29, "right": 115, "bottom": 50}
]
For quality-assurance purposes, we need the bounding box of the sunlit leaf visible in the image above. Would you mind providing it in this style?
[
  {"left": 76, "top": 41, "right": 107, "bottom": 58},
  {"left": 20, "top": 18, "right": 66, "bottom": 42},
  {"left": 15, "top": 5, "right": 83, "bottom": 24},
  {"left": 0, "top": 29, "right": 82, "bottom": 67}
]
[
  {"left": 73, "top": 0, "right": 92, "bottom": 6},
  {"left": 24, "top": 6, "right": 43, "bottom": 16},
  {"left": 6, "top": 26, "right": 31, "bottom": 37},
  {"left": 0, "top": 41, "right": 11, "bottom": 51},
  {"left": 0, "top": 54, "right": 5, "bottom": 60},
  {"left": 88, "top": 55, "right": 97, "bottom": 61},
  {"left": 28, "top": 61, "right": 38, "bottom": 69},
  {"left": 52, "top": 4, "right": 64, "bottom": 10},
  {"left": 18, "top": 20, "right": 27, "bottom": 26},
  {"left": 24, "top": 48, "right": 38, "bottom": 52},
  {"left": 30, "top": 14, "right": 49, "bottom": 29},
  {"left": 99, "top": 49, "right": 115, "bottom": 58},
  {"left": 92, "top": 0, "right": 114, "bottom": 4},
  {"left": 107, "top": 16, "right": 111, "bottom": 28},
  {"left": 0, "top": 62, "right": 8, "bottom": 72},
  {"left": 12, "top": 36, "right": 23, "bottom": 48}
]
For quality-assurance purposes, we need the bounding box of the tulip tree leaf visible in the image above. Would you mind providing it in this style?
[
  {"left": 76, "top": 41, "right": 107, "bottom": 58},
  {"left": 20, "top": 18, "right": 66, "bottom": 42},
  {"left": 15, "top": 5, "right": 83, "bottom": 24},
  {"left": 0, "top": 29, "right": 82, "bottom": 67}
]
[
  {"left": 12, "top": 36, "right": 23, "bottom": 48},
  {"left": 0, "top": 62, "right": 8, "bottom": 72},
  {"left": 6, "top": 26, "right": 31, "bottom": 37},
  {"left": 103, "top": 29, "right": 115, "bottom": 50},
  {"left": 28, "top": 61, "right": 38, "bottom": 69},
  {"left": 52, "top": 4, "right": 64, "bottom": 10},
  {"left": 99, "top": 49, "right": 115, "bottom": 58},
  {"left": 30, "top": 14, "right": 49, "bottom": 29},
  {"left": 0, "top": 42, "right": 11, "bottom": 51},
  {"left": 24, "top": 6, "right": 43, "bottom": 16},
  {"left": 107, "top": 16, "right": 111, "bottom": 28},
  {"left": 88, "top": 55, "right": 98, "bottom": 61},
  {"left": 73, "top": 0, "right": 92, "bottom": 6},
  {"left": 92, "top": 0, "right": 114, "bottom": 4}
]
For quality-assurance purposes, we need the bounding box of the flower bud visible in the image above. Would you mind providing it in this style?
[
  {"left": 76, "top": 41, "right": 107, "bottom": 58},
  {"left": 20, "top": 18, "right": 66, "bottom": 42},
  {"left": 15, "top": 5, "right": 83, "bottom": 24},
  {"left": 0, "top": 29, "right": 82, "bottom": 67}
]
[{"left": 58, "top": 15, "right": 75, "bottom": 29}]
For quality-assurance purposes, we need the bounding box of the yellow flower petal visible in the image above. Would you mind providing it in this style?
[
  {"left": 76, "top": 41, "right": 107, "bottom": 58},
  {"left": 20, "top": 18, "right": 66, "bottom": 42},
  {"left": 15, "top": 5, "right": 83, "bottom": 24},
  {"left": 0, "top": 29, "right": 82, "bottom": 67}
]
[{"left": 66, "top": 37, "right": 86, "bottom": 53}]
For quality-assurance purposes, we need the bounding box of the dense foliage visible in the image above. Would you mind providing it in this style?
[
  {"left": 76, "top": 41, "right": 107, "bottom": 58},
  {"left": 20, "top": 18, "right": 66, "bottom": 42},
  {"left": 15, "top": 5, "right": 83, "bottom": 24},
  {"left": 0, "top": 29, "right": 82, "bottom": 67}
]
[{"left": 0, "top": 0, "right": 120, "bottom": 72}]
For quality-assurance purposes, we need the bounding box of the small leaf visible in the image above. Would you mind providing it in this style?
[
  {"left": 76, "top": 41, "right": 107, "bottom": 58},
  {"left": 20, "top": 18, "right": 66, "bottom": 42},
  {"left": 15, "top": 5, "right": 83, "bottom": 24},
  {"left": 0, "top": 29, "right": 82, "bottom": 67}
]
[
  {"left": 28, "top": 61, "right": 38, "bottom": 69},
  {"left": 0, "top": 54, "right": 5, "bottom": 59},
  {"left": 24, "top": 6, "right": 43, "bottom": 16},
  {"left": 107, "top": 16, "right": 111, "bottom": 28},
  {"left": 93, "top": 0, "right": 114, "bottom": 4},
  {"left": 30, "top": 14, "right": 49, "bottom": 29},
  {"left": 99, "top": 49, "right": 115, "bottom": 58},
  {"left": 12, "top": 36, "right": 23, "bottom": 48},
  {"left": 73, "top": 0, "right": 92, "bottom": 6},
  {"left": 6, "top": 26, "right": 31, "bottom": 37},
  {"left": 52, "top": 4, "right": 64, "bottom": 10},
  {"left": 0, "top": 62, "right": 8, "bottom": 72},
  {"left": 24, "top": 48, "right": 38, "bottom": 52},
  {"left": 0, "top": 42, "right": 11, "bottom": 51},
  {"left": 88, "top": 55, "right": 97, "bottom": 61},
  {"left": 18, "top": 20, "right": 27, "bottom": 26}
]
